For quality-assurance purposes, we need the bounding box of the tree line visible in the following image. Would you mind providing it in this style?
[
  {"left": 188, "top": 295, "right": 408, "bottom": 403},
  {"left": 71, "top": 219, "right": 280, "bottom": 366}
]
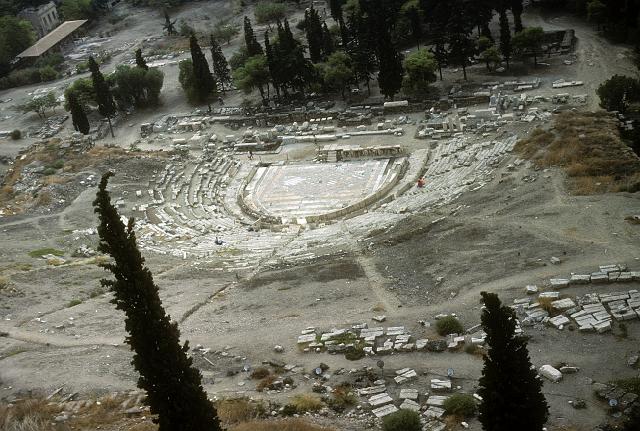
[{"left": 178, "top": 0, "right": 553, "bottom": 105}]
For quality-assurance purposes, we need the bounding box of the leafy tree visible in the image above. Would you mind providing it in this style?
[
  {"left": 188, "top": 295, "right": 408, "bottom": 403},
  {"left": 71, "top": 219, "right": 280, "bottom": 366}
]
[
  {"left": 93, "top": 173, "right": 222, "bottom": 431},
  {"left": 480, "top": 45, "right": 502, "bottom": 71},
  {"left": 0, "top": 16, "right": 35, "bottom": 76},
  {"left": 188, "top": 34, "right": 217, "bottom": 110},
  {"left": 233, "top": 54, "right": 270, "bottom": 100},
  {"left": 60, "top": 0, "right": 93, "bottom": 20},
  {"left": 16, "top": 91, "right": 59, "bottom": 120},
  {"left": 64, "top": 78, "right": 94, "bottom": 110},
  {"left": 320, "top": 51, "right": 353, "bottom": 98},
  {"left": 244, "top": 16, "right": 264, "bottom": 57},
  {"left": 399, "top": 0, "right": 423, "bottom": 47},
  {"left": 446, "top": 0, "right": 476, "bottom": 81},
  {"left": 597, "top": 75, "right": 640, "bottom": 113},
  {"left": 254, "top": 1, "right": 286, "bottom": 27},
  {"left": 328, "top": 0, "right": 348, "bottom": 43},
  {"left": 212, "top": 22, "right": 240, "bottom": 45},
  {"left": 402, "top": 48, "right": 437, "bottom": 96},
  {"left": 478, "top": 292, "right": 549, "bottom": 431},
  {"left": 163, "top": 10, "right": 177, "bottom": 36},
  {"left": 376, "top": 31, "right": 403, "bottom": 99},
  {"left": 229, "top": 46, "right": 250, "bottom": 70},
  {"left": 512, "top": 27, "right": 545, "bottom": 67},
  {"left": 109, "top": 65, "right": 164, "bottom": 109},
  {"left": 67, "top": 91, "right": 90, "bottom": 134},
  {"left": 135, "top": 48, "right": 149, "bottom": 70},
  {"left": 210, "top": 35, "right": 231, "bottom": 94},
  {"left": 88, "top": 56, "right": 116, "bottom": 137},
  {"left": 499, "top": 9, "right": 512, "bottom": 69}
]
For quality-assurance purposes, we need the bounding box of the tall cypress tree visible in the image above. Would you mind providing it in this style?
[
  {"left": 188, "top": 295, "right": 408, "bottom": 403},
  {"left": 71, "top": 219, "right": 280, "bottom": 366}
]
[
  {"left": 93, "top": 173, "right": 222, "bottom": 431},
  {"left": 376, "top": 30, "right": 403, "bottom": 100},
  {"left": 305, "top": 5, "right": 324, "bottom": 63},
  {"left": 68, "top": 92, "right": 90, "bottom": 135},
  {"left": 209, "top": 35, "right": 231, "bottom": 94},
  {"left": 88, "top": 56, "right": 116, "bottom": 138},
  {"left": 189, "top": 34, "right": 217, "bottom": 111},
  {"left": 135, "top": 48, "right": 149, "bottom": 70},
  {"left": 322, "top": 22, "right": 334, "bottom": 58},
  {"left": 511, "top": 0, "right": 524, "bottom": 33},
  {"left": 244, "top": 16, "right": 264, "bottom": 57},
  {"left": 264, "top": 30, "right": 280, "bottom": 97},
  {"left": 499, "top": 9, "right": 512, "bottom": 69},
  {"left": 478, "top": 292, "right": 549, "bottom": 431}
]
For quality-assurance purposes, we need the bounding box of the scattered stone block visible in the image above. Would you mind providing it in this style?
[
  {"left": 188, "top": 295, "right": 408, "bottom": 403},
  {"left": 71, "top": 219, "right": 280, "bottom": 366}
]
[
  {"left": 539, "top": 291, "right": 560, "bottom": 299},
  {"left": 399, "top": 399, "right": 420, "bottom": 412},
  {"left": 426, "top": 395, "right": 448, "bottom": 407},
  {"left": 594, "top": 321, "right": 612, "bottom": 333},
  {"left": 549, "top": 315, "right": 570, "bottom": 329},
  {"left": 570, "top": 274, "right": 590, "bottom": 284},
  {"left": 372, "top": 315, "right": 386, "bottom": 323},
  {"left": 551, "top": 298, "right": 576, "bottom": 311},
  {"left": 550, "top": 279, "right": 570, "bottom": 289},
  {"left": 399, "top": 389, "right": 419, "bottom": 400},
  {"left": 525, "top": 285, "right": 538, "bottom": 294},
  {"left": 431, "top": 379, "right": 452, "bottom": 391},
  {"left": 560, "top": 366, "right": 580, "bottom": 374},
  {"left": 358, "top": 385, "right": 386, "bottom": 396},
  {"left": 539, "top": 365, "right": 563, "bottom": 382},
  {"left": 369, "top": 393, "right": 393, "bottom": 407},
  {"left": 372, "top": 404, "right": 398, "bottom": 418},
  {"left": 298, "top": 334, "right": 317, "bottom": 344}
]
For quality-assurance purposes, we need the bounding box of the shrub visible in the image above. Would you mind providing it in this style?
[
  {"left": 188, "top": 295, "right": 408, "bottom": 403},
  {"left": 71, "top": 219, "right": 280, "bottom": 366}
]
[
  {"left": 382, "top": 409, "right": 421, "bottom": 431},
  {"left": 464, "top": 343, "right": 478, "bottom": 354},
  {"left": 250, "top": 367, "right": 270, "bottom": 379},
  {"left": 43, "top": 167, "right": 57, "bottom": 175},
  {"left": 443, "top": 393, "right": 477, "bottom": 418},
  {"left": 10, "top": 129, "right": 21, "bottom": 139},
  {"left": 288, "top": 394, "right": 324, "bottom": 413},
  {"left": 326, "top": 384, "right": 357, "bottom": 412},
  {"left": 344, "top": 348, "right": 365, "bottom": 361},
  {"left": 256, "top": 374, "right": 276, "bottom": 392},
  {"left": 39, "top": 65, "right": 59, "bottom": 82},
  {"left": 229, "top": 418, "right": 333, "bottom": 431},
  {"left": 436, "top": 316, "right": 463, "bottom": 336},
  {"left": 217, "top": 398, "right": 260, "bottom": 425},
  {"left": 28, "top": 248, "right": 64, "bottom": 258}
]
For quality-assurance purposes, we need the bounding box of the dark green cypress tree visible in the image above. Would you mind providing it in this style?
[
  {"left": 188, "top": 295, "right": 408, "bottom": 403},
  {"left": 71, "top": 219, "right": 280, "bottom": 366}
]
[
  {"left": 244, "top": 16, "right": 264, "bottom": 57},
  {"left": 93, "top": 173, "right": 222, "bottom": 431},
  {"left": 88, "top": 56, "right": 116, "bottom": 138},
  {"left": 305, "top": 5, "right": 324, "bottom": 63},
  {"left": 478, "top": 292, "right": 549, "bottom": 431},
  {"left": 376, "top": 31, "right": 403, "bottom": 100},
  {"left": 68, "top": 92, "right": 90, "bottom": 135},
  {"left": 321, "top": 22, "right": 334, "bottom": 58},
  {"left": 499, "top": 9, "right": 512, "bottom": 69},
  {"left": 511, "top": 0, "right": 524, "bottom": 33},
  {"left": 264, "top": 30, "right": 280, "bottom": 97},
  {"left": 189, "top": 34, "right": 217, "bottom": 111},
  {"left": 210, "top": 35, "right": 231, "bottom": 94},
  {"left": 135, "top": 48, "right": 149, "bottom": 70}
]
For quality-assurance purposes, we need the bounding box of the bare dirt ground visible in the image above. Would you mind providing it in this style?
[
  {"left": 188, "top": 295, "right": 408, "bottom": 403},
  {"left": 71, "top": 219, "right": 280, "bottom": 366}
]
[{"left": 1, "top": 3, "right": 640, "bottom": 431}]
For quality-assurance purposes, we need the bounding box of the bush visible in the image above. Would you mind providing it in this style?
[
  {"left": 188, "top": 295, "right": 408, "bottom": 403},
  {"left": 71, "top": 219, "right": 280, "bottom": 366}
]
[
  {"left": 443, "top": 393, "right": 477, "bottom": 418},
  {"left": 28, "top": 248, "right": 64, "bottom": 258},
  {"left": 67, "top": 299, "right": 82, "bottom": 307},
  {"left": 436, "top": 315, "right": 464, "bottom": 335},
  {"left": 39, "top": 65, "right": 59, "bottom": 82},
  {"left": 382, "top": 409, "right": 421, "bottom": 431},
  {"left": 250, "top": 367, "right": 270, "bottom": 379},
  {"left": 10, "top": 129, "right": 21, "bottom": 140}
]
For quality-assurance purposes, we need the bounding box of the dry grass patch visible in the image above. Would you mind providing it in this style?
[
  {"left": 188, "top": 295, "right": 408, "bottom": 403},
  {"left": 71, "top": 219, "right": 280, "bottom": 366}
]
[
  {"left": 515, "top": 112, "right": 640, "bottom": 194},
  {"left": 230, "top": 418, "right": 334, "bottom": 431},
  {"left": 0, "top": 398, "right": 59, "bottom": 431},
  {"left": 217, "top": 398, "right": 263, "bottom": 426},
  {"left": 288, "top": 394, "right": 324, "bottom": 414}
]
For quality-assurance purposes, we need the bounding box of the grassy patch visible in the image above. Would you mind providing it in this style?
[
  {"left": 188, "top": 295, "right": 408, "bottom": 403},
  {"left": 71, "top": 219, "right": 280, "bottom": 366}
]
[
  {"left": 0, "top": 276, "right": 8, "bottom": 289},
  {"left": 67, "top": 299, "right": 82, "bottom": 308},
  {"left": 217, "top": 398, "right": 263, "bottom": 426},
  {"left": 612, "top": 377, "right": 640, "bottom": 395},
  {"left": 28, "top": 248, "right": 64, "bottom": 258},
  {"left": 88, "top": 287, "right": 106, "bottom": 299},
  {"left": 515, "top": 112, "right": 640, "bottom": 194},
  {"left": 229, "top": 418, "right": 334, "bottom": 431},
  {"left": 287, "top": 394, "right": 324, "bottom": 414}
]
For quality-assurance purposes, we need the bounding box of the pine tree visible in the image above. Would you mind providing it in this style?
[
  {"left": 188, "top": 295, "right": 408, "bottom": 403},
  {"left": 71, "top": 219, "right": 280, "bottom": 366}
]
[
  {"left": 189, "top": 34, "right": 217, "bottom": 111},
  {"left": 93, "top": 173, "right": 222, "bottom": 431},
  {"left": 244, "top": 16, "right": 264, "bottom": 57},
  {"left": 135, "top": 48, "right": 149, "bottom": 70},
  {"left": 499, "top": 9, "right": 512, "bottom": 69},
  {"left": 210, "top": 35, "right": 231, "bottom": 94},
  {"left": 445, "top": 0, "right": 475, "bottom": 81},
  {"left": 376, "top": 31, "right": 403, "bottom": 100},
  {"left": 88, "top": 56, "right": 116, "bottom": 138},
  {"left": 68, "top": 92, "right": 90, "bottom": 135},
  {"left": 478, "top": 292, "right": 549, "bottom": 431},
  {"left": 163, "top": 10, "right": 177, "bottom": 36}
]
